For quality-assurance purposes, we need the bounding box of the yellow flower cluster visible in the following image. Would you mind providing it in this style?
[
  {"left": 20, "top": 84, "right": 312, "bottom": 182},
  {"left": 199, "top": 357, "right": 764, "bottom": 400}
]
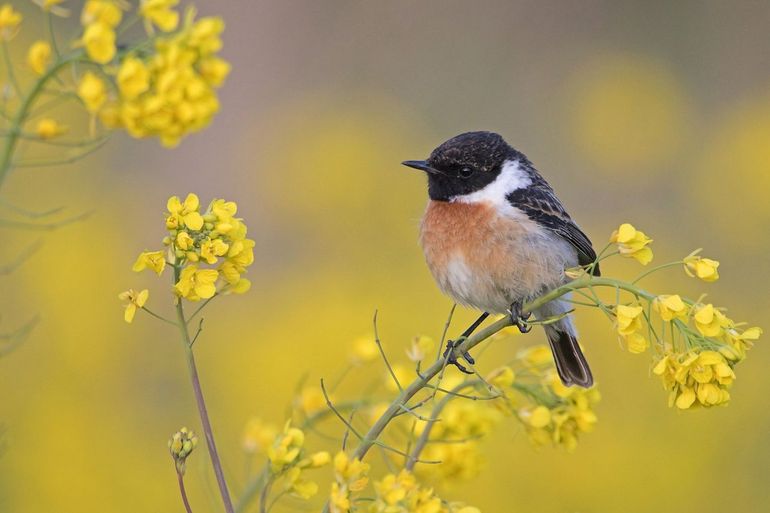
[
  {"left": 610, "top": 222, "right": 653, "bottom": 264},
  {"left": 369, "top": 470, "right": 479, "bottom": 513},
  {"left": 267, "top": 421, "right": 330, "bottom": 500},
  {"left": 168, "top": 426, "right": 198, "bottom": 474},
  {"left": 417, "top": 397, "right": 502, "bottom": 483},
  {"left": 154, "top": 194, "right": 251, "bottom": 300},
  {"left": 329, "top": 451, "right": 370, "bottom": 513},
  {"left": 653, "top": 350, "right": 735, "bottom": 409},
  {"left": 101, "top": 9, "right": 230, "bottom": 147},
  {"left": 79, "top": 0, "right": 124, "bottom": 64},
  {"left": 518, "top": 370, "right": 600, "bottom": 451}
]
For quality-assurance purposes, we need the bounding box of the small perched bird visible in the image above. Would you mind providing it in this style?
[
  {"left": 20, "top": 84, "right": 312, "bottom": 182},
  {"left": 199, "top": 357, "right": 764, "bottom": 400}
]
[{"left": 403, "top": 131, "right": 599, "bottom": 387}]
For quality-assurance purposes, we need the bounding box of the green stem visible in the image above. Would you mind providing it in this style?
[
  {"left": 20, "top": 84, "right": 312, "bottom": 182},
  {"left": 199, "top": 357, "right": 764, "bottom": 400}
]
[
  {"left": 175, "top": 294, "right": 234, "bottom": 513},
  {"left": 177, "top": 471, "right": 194, "bottom": 513},
  {"left": 0, "top": 53, "right": 82, "bottom": 190},
  {"left": 632, "top": 261, "right": 683, "bottom": 285}
]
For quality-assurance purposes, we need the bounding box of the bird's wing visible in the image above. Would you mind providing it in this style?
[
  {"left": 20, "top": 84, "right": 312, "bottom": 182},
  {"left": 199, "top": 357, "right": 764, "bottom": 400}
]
[{"left": 506, "top": 184, "right": 600, "bottom": 275}]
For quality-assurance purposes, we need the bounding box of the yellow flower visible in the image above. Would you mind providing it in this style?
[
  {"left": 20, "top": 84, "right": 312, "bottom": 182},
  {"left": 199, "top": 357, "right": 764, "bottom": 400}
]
[
  {"left": 683, "top": 250, "right": 720, "bottom": 282},
  {"left": 242, "top": 418, "right": 277, "bottom": 454},
  {"left": 652, "top": 294, "right": 688, "bottom": 322},
  {"left": 284, "top": 467, "right": 318, "bottom": 499},
  {"left": 724, "top": 326, "right": 762, "bottom": 360},
  {"left": 81, "top": 22, "right": 116, "bottom": 63},
  {"left": 118, "top": 288, "right": 148, "bottom": 323},
  {"left": 350, "top": 335, "right": 378, "bottom": 364},
  {"left": 199, "top": 57, "right": 231, "bottom": 87},
  {"left": 405, "top": 335, "right": 434, "bottom": 362},
  {"left": 610, "top": 223, "right": 653, "bottom": 264},
  {"left": 175, "top": 231, "right": 194, "bottom": 251},
  {"left": 517, "top": 344, "right": 553, "bottom": 369},
  {"left": 653, "top": 350, "right": 735, "bottom": 409},
  {"left": 615, "top": 304, "right": 644, "bottom": 336},
  {"left": 200, "top": 237, "right": 229, "bottom": 264},
  {"left": 624, "top": 332, "right": 649, "bottom": 354},
  {"left": 487, "top": 366, "right": 515, "bottom": 388},
  {"left": 81, "top": 0, "right": 122, "bottom": 27},
  {"left": 692, "top": 304, "right": 728, "bottom": 338},
  {"left": 295, "top": 386, "right": 327, "bottom": 415},
  {"left": 267, "top": 421, "right": 305, "bottom": 473},
  {"left": 174, "top": 265, "right": 218, "bottom": 301},
  {"left": 117, "top": 57, "right": 150, "bottom": 99},
  {"left": 168, "top": 427, "right": 198, "bottom": 474},
  {"left": 333, "top": 451, "right": 369, "bottom": 492},
  {"left": 140, "top": 0, "right": 179, "bottom": 32},
  {"left": 524, "top": 405, "right": 552, "bottom": 428},
  {"left": 132, "top": 250, "right": 166, "bottom": 275},
  {"left": 189, "top": 16, "right": 224, "bottom": 55},
  {"left": 0, "top": 4, "right": 22, "bottom": 40},
  {"left": 77, "top": 72, "right": 107, "bottom": 113},
  {"left": 166, "top": 193, "right": 204, "bottom": 230},
  {"left": 35, "top": 118, "right": 67, "bottom": 139},
  {"left": 27, "top": 41, "right": 52, "bottom": 75}
]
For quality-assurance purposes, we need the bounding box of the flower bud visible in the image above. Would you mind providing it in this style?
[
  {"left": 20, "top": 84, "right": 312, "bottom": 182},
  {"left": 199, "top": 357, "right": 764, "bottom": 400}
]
[{"left": 168, "top": 427, "right": 198, "bottom": 474}]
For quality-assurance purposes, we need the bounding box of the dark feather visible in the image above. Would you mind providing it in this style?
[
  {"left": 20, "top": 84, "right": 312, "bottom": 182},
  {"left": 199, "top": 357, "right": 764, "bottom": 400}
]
[{"left": 507, "top": 184, "right": 600, "bottom": 276}]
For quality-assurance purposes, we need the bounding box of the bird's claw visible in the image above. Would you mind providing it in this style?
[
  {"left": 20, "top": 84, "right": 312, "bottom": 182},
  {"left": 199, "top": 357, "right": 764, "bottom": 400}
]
[
  {"left": 509, "top": 302, "right": 532, "bottom": 334},
  {"left": 442, "top": 338, "right": 474, "bottom": 374}
]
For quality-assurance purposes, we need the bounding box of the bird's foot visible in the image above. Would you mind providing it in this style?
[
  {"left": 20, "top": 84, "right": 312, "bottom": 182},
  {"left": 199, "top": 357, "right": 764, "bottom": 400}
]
[
  {"left": 442, "top": 338, "right": 474, "bottom": 374},
  {"left": 509, "top": 301, "right": 532, "bottom": 334}
]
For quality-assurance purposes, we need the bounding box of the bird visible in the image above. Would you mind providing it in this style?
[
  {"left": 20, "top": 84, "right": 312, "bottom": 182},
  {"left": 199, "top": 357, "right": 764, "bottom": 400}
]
[{"left": 402, "top": 131, "right": 599, "bottom": 387}]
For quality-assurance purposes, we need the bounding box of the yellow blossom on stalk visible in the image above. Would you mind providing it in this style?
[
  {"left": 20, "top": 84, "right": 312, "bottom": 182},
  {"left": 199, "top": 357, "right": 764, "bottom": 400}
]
[
  {"left": 81, "top": 0, "right": 122, "bottom": 27},
  {"left": 653, "top": 350, "right": 735, "bottom": 409},
  {"left": 517, "top": 344, "right": 553, "bottom": 369},
  {"left": 80, "top": 22, "right": 116, "bottom": 63},
  {"left": 117, "top": 57, "right": 150, "bottom": 99},
  {"left": 610, "top": 223, "right": 653, "bottom": 264},
  {"left": 614, "top": 304, "right": 644, "bottom": 335},
  {"left": 117, "top": 288, "right": 148, "bottom": 323},
  {"left": 199, "top": 56, "right": 231, "bottom": 87},
  {"left": 174, "top": 265, "right": 218, "bottom": 301},
  {"left": 35, "top": 118, "right": 67, "bottom": 139},
  {"left": 168, "top": 427, "right": 198, "bottom": 475},
  {"left": 295, "top": 386, "right": 327, "bottom": 415},
  {"left": 267, "top": 421, "right": 305, "bottom": 473},
  {"left": 199, "top": 238, "right": 229, "bottom": 264},
  {"left": 487, "top": 366, "right": 515, "bottom": 389},
  {"left": 0, "top": 4, "right": 22, "bottom": 40},
  {"left": 418, "top": 442, "right": 485, "bottom": 483},
  {"left": 132, "top": 250, "right": 166, "bottom": 275},
  {"left": 77, "top": 72, "right": 107, "bottom": 113},
  {"left": 166, "top": 193, "right": 204, "bottom": 230},
  {"left": 724, "top": 326, "right": 762, "bottom": 361},
  {"left": 692, "top": 303, "right": 730, "bottom": 337},
  {"left": 369, "top": 470, "right": 459, "bottom": 513},
  {"left": 242, "top": 418, "right": 277, "bottom": 454},
  {"left": 104, "top": 12, "right": 229, "bottom": 146},
  {"left": 683, "top": 250, "right": 720, "bottom": 282},
  {"left": 32, "top": 0, "right": 68, "bottom": 14},
  {"left": 405, "top": 335, "right": 434, "bottom": 362},
  {"left": 27, "top": 41, "right": 52, "bottom": 75},
  {"left": 330, "top": 451, "right": 370, "bottom": 513},
  {"left": 140, "top": 0, "right": 179, "bottom": 32},
  {"left": 652, "top": 294, "right": 688, "bottom": 321},
  {"left": 175, "top": 231, "right": 194, "bottom": 251},
  {"left": 350, "top": 335, "right": 378, "bottom": 364},
  {"left": 624, "top": 332, "right": 649, "bottom": 354}
]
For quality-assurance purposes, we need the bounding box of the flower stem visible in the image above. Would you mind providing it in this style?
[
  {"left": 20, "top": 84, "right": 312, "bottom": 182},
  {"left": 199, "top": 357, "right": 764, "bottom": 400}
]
[
  {"left": 177, "top": 471, "right": 194, "bottom": 513},
  {"left": 175, "top": 299, "right": 234, "bottom": 513}
]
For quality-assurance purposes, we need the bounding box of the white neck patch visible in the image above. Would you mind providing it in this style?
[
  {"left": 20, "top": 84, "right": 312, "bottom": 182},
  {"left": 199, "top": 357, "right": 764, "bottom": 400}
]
[{"left": 451, "top": 159, "right": 531, "bottom": 208}]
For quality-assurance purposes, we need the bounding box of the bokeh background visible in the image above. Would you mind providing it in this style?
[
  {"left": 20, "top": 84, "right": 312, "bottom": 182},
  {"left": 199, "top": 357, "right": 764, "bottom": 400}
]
[{"left": 2, "top": 1, "right": 770, "bottom": 512}]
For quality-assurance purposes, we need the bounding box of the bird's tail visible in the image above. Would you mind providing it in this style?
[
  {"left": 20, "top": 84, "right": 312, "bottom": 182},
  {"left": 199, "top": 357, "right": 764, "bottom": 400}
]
[{"left": 535, "top": 298, "right": 593, "bottom": 388}]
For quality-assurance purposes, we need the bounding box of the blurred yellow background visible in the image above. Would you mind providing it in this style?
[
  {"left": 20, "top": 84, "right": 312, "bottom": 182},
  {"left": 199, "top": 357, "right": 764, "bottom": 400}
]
[{"left": 1, "top": 1, "right": 769, "bottom": 512}]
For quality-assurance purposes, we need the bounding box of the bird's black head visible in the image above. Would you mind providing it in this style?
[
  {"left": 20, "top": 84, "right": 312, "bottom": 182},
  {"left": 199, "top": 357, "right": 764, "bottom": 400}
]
[{"left": 402, "top": 131, "right": 516, "bottom": 201}]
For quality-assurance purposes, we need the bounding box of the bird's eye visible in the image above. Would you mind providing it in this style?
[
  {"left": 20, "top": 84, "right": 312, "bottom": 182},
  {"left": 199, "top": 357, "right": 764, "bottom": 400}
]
[{"left": 459, "top": 167, "right": 474, "bottom": 178}]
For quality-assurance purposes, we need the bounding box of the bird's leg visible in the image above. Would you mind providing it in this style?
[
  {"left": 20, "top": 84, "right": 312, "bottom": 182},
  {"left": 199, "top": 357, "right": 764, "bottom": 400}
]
[
  {"left": 443, "top": 312, "right": 489, "bottom": 372},
  {"left": 509, "top": 301, "right": 532, "bottom": 333}
]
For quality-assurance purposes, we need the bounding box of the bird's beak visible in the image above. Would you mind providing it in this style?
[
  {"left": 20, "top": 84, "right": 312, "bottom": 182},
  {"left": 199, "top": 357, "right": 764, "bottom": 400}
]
[{"left": 401, "top": 160, "right": 440, "bottom": 175}]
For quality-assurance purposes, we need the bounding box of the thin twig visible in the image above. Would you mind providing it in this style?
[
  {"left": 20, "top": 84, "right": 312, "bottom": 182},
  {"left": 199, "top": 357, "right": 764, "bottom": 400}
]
[
  {"left": 177, "top": 471, "right": 194, "bottom": 513},
  {"left": 372, "top": 310, "right": 401, "bottom": 392}
]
